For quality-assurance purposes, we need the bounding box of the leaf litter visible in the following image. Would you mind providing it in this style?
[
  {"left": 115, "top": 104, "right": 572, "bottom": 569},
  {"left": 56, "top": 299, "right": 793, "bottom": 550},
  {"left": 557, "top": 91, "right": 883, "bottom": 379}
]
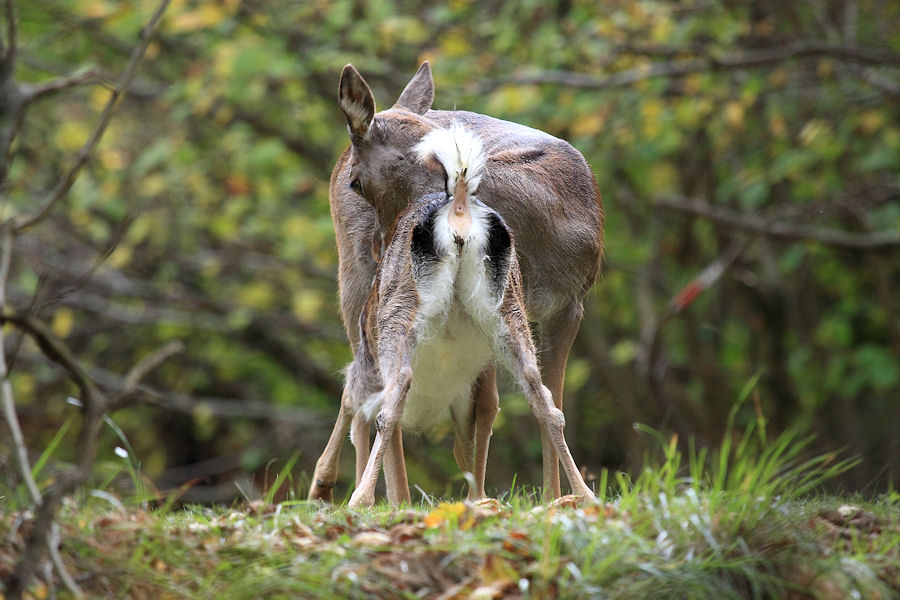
[{"left": 2, "top": 495, "right": 899, "bottom": 598}]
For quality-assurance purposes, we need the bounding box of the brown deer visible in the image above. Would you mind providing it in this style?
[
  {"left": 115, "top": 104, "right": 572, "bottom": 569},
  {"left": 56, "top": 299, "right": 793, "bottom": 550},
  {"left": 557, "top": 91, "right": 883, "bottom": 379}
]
[
  {"left": 308, "top": 62, "right": 603, "bottom": 503},
  {"left": 337, "top": 123, "right": 593, "bottom": 507}
]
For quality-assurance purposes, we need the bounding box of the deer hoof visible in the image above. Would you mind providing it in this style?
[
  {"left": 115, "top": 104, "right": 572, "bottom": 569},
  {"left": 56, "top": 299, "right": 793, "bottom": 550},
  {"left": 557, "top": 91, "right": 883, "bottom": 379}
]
[
  {"left": 348, "top": 488, "right": 375, "bottom": 508},
  {"left": 308, "top": 479, "right": 335, "bottom": 503}
]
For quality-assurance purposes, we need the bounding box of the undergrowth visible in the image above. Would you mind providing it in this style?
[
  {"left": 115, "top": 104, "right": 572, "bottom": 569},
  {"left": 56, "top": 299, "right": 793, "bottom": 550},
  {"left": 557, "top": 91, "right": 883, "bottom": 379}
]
[{"left": 2, "top": 391, "right": 899, "bottom": 599}]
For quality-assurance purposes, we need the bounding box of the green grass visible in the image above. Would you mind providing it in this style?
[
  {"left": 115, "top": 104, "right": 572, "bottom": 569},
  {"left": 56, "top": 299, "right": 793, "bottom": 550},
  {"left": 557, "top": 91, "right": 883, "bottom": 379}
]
[{"left": 2, "top": 422, "right": 899, "bottom": 599}]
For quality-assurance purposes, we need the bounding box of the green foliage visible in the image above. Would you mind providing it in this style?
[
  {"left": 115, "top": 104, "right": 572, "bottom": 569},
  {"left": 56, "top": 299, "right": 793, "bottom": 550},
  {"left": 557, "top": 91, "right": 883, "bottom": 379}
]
[{"left": 2, "top": 0, "right": 899, "bottom": 501}]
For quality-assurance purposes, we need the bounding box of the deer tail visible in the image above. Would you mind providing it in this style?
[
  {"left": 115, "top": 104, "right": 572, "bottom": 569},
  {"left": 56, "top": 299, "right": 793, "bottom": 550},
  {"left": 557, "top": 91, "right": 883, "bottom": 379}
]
[{"left": 414, "top": 121, "right": 486, "bottom": 197}]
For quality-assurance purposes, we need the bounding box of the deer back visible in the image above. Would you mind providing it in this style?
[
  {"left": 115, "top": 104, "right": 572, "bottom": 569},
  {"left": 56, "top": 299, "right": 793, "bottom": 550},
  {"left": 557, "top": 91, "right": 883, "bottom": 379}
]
[{"left": 331, "top": 64, "right": 603, "bottom": 329}]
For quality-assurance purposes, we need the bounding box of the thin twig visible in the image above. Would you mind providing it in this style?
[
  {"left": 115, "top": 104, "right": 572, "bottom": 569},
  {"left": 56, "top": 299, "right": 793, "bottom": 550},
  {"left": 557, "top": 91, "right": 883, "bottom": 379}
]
[
  {"left": 47, "top": 523, "right": 81, "bottom": 597},
  {"left": 21, "top": 68, "right": 101, "bottom": 103},
  {"left": 12, "top": 0, "right": 171, "bottom": 234},
  {"left": 655, "top": 195, "right": 900, "bottom": 251},
  {"left": 645, "top": 239, "right": 751, "bottom": 397},
  {"left": 111, "top": 340, "right": 184, "bottom": 409}
]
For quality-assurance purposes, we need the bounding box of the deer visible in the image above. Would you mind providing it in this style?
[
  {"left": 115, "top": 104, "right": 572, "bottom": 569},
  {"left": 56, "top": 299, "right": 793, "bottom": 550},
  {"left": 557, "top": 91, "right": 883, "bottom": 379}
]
[
  {"left": 308, "top": 62, "right": 603, "bottom": 504},
  {"left": 335, "top": 122, "right": 594, "bottom": 507}
]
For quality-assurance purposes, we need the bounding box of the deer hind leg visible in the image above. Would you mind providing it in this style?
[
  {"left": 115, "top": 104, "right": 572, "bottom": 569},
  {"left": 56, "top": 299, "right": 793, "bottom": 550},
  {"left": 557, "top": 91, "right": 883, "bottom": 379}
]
[
  {"left": 384, "top": 426, "right": 411, "bottom": 504},
  {"left": 536, "top": 304, "right": 585, "bottom": 499},
  {"left": 309, "top": 389, "right": 355, "bottom": 502},
  {"left": 504, "top": 322, "right": 593, "bottom": 500},
  {"left": 349, "top": 365, "right": 413, "bottom": 508}
]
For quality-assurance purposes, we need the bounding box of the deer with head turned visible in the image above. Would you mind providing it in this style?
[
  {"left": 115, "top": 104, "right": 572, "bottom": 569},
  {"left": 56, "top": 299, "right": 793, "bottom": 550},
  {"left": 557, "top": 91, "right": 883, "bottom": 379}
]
[
  {"left": 309, "top": 62, "right": 603, "bottom": 503},
  {"left": 338, "top": 122, "right": 593, "bottom": 507}
]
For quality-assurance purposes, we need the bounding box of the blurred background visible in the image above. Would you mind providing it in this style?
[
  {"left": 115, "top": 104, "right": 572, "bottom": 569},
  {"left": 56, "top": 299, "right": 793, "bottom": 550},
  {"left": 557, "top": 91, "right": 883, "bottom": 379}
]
[{"left": 1, "top": 0, "right": 898, "bottom": 503}]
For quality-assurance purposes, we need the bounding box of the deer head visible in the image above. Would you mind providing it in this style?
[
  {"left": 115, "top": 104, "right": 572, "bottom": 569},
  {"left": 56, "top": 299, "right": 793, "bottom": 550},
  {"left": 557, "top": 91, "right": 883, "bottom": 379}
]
[{"left": 338, "top": 62, "right": 446, "bottom": 235}]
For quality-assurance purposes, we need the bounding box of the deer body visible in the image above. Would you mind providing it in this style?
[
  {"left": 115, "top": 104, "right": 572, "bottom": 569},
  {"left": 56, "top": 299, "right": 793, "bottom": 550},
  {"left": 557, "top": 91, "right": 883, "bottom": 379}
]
[
  {"left": 340, "top": 124, "right": 593, "bottom": 507},
  {"left": 309, "top": 63, "right": 602, "bottom": 503}
]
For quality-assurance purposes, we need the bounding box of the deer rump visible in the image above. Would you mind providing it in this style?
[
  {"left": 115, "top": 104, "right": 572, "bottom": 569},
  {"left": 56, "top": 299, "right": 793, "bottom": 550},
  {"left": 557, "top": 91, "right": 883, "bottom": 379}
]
[{"left": 348, "top": 190, "right": 515, "bottom": 438}]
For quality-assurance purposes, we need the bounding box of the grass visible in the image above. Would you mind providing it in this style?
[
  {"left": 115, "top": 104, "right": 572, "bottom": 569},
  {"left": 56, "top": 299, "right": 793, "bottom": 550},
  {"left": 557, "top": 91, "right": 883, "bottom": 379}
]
[{"left": 2, "top": 419, "right": 899, "bottom": 599}]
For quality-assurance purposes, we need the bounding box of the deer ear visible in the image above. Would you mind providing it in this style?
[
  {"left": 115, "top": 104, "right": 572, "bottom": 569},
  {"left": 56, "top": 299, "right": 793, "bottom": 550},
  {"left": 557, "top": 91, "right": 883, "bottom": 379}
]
[
  {"left": 339, "top": 64, "right": 375, "bottom": 139},
  {"left": 393, "top": 62, "right": 434, "bottom": 115}
]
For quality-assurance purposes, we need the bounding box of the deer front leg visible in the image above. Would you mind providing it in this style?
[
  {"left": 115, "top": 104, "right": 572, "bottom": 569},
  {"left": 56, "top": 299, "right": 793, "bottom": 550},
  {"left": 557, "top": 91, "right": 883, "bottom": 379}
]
[
  {"left": 308, "top": 389, "right": 355, "bottom": 502},
  {"left": 348, "top": 366, "right": 412, "bottom": 508},
  {"left": 457, "top": 366, "right": 499, "bottom": 502},
  {"left": 351, "top": 412, "right": 370, "bottom": 485}
]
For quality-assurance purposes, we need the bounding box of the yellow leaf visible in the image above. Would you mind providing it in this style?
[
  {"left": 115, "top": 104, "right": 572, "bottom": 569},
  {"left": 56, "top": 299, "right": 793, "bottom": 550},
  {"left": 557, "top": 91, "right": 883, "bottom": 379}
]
[
  {"left": 99, "top": 148, "right": 125, "bottom": 171},
  {"left": 640, "top": 99, "right": 665, "bottom": 137},
  {"left": 91, "top": 87, "right": 112, "bottom": 112},
  {"left": 55, "top": 121, "right": 89, "bottom": 153},
  {"left": 799, "top": 119, "right": 828, "bottom": 147},
  {"left": 682, "top": 73, "right": 702, "bottom": 96},
  {"left": 857, "top": 110, "right": 885, "bottom": 136},
  {"left": 570, "top": 113, "right": 605, "bottom": 138},
  {"left": 52, "top": 308, "right": 75, "bottom": 339},
  {"left": 291, "top": 289, "right": 323, "bottom": 321},
  {"left": 440, "top": 29, "right": 471, "bottom": 58},
  {"left": 237, "top": 281, "right": 276, "bottom": 310},
  {"left": 723, "top": 102, "right": 744, "bottom": 130},
  {"left": 31, "top": 582, "right": 49, "bottom": 600},
  {"left": 769, "top": 115, "right": 787, "bottom": 139},
  {"left": 169, "top": 3, "right": 237, "bottom": 33},
  {"left": 108, "top": 245, "right": 132, "bottom": 269},
  {"left": 424, "top": 501, "right": 467, "bottom": 528}
]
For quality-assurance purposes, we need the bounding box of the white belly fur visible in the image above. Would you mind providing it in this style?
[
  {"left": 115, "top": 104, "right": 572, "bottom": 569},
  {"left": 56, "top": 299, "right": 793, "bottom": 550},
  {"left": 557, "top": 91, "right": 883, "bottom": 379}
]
[{"left": 391, "top": 201, "right": 502, "bottom": 432}]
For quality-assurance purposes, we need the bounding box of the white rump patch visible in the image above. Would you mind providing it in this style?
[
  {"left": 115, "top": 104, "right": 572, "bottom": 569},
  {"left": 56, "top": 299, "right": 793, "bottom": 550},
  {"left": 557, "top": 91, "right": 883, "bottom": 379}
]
[{"left": 414, "top": 122, "right": 486, "bottom": 196}]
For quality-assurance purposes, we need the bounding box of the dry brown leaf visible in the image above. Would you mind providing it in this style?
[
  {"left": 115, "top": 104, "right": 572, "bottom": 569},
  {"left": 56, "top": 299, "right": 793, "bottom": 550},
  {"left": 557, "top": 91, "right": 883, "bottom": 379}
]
[{"left": 352, "top": 530, "right": 392, "bottom": 547}]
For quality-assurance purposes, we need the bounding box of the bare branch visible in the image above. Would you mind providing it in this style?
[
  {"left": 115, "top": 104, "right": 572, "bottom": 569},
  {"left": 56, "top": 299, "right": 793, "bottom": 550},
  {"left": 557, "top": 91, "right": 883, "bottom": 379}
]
[
  {"left": 20, "top": 68, "right": 101, "bottom": 103},
  {"left": 87, "top": 363, "right": 330, "bottom": 426},
  {"left": 0, "top": 228, "right": 42, "bottom": 503},
  {"left": 645, "top": 239, "right": 751, "bottom": 401},
  {"left": 475, "top": 40, "right": 900, "bottom": 93},
  {"left": 0, "top": 230, "right": 83, "bottom": 597},
  {"left": 110, "top": 340, "right": 184, "bottom": 408},
  {"left": 655, "top": 195, "right": 900, "bottom": 251},
  {"left": 0, "top": 312, "right": 99, "bottom": 401},
  {"left": 12, "top": 0, "right": 171, "bottom": 234}
]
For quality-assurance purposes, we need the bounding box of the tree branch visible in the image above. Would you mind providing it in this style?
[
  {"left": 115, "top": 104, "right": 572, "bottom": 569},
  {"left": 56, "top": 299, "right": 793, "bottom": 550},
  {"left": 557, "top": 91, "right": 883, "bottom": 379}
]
[
  {"left": 475, "top": 40, "right": 900, "bottom": 93},
  {"left": 655, "top": 195, "right": 900, "bottom": 251},
  {"left": 110, "top": 340, "right": 184, "bottom": 409},
  {"left": 12, "top": 0, "right": 171, "bottom": 234},
  {"left": 20, "top": 67, "right": 101, "bottom": 103},
  {"left": 0, "top": 228, "right": 41, "bottom": 504}
]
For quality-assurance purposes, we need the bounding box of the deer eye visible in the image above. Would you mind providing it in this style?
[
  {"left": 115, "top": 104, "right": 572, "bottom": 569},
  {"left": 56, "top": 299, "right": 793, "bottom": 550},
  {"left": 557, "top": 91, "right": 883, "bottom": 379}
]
[{"left": 349, "top": 178, "right": 363, "bottom": 194}]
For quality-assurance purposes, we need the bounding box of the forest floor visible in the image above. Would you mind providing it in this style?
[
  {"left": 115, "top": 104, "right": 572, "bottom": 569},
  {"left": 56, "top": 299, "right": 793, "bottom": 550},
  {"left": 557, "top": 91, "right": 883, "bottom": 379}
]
[
  {"left": 3, "top": 421, "right": 899, "bottom": 598},
  {"left": 3, "top": 468, "right": 899, "bottom": 598},
  {"left": 1, "top": 492, "right": 899, "bottom": 599}
]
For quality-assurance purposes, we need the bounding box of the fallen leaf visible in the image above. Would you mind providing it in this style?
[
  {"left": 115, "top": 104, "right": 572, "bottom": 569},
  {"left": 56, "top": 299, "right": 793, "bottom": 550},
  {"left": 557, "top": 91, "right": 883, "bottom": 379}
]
[
  {"left": 353, "top": 530, "right": 392, "bottom": 547},
  {"left": 424, "top": 502, "right": 468, "bottom": 528}
]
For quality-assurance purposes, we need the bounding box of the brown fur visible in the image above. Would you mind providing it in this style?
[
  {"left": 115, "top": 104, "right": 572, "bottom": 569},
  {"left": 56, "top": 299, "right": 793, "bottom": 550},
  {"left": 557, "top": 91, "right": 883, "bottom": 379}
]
[{"left": 309, "top": 63, "right": 603, "bottom": 502}]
